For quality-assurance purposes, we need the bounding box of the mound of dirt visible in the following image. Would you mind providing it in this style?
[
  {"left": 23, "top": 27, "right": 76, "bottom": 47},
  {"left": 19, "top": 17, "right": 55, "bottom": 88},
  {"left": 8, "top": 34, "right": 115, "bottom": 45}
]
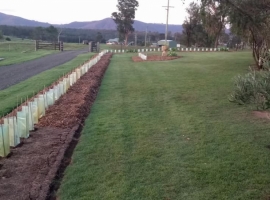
[
  {"left": 132, "top": 55, "right": 180, "bottom": 62},
  {"left": 0, "top": 53, "right": 113, "bottom": 200}
]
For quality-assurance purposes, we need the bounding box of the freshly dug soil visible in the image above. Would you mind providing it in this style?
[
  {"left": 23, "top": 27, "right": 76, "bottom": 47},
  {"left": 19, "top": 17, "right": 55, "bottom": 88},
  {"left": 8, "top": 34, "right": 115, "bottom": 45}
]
[
  {"left": 0, "top": 53, "right": 113, "bottom": 200},
  {"left": 132, "top": 55, "right": 180, "bottom": 62},
  {"left": 38, "top": 54, "right": 112, "bottom": 129}
]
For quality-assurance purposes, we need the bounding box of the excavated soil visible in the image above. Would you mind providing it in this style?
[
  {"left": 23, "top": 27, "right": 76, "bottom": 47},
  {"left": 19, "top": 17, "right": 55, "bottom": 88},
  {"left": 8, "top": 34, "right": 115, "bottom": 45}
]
[
  {"left": 0, "top": 53, "right": 113, "bottom": 200},
  {"left": 132, "top": 55, "right": 180, "bottom": 62}
]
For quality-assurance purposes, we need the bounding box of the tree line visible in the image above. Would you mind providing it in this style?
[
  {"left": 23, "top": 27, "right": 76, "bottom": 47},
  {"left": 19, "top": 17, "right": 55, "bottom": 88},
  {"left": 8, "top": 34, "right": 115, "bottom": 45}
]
[
  {"left": 0, "top": 24, "right": 177, "bottom": 46},
  {"left": 178, "top": 0, "right": 270, "bottom": 68},
  {"left": 0, "top": 25, "right": 115, "bottom": 43},
  {"left": 111, "top": 0, "right": 270, "bottom": 68},
  {"left": 0, "top": 24, "right": 166, "bottom": 45}
]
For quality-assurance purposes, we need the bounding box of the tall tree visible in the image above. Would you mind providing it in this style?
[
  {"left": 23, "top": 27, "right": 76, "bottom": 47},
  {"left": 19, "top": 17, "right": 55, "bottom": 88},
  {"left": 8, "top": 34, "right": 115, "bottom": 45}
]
[
  {"left": 182, "top": 0, "right": 270, "bottom": 68},
  {"left": 225, "top": 0, "right": 270, "bottom": 68},
  {"left": 112, "top": 0, "right": 139, "bottom": 46},
  {"left": 201, "top": 0, "right": 228, "bottom": 48},
  {"left": 182, "top": 2, "right": 214, "bottom": 47},
  {"left": 182, "top": 2, "right": 201, "bottom": 47}
]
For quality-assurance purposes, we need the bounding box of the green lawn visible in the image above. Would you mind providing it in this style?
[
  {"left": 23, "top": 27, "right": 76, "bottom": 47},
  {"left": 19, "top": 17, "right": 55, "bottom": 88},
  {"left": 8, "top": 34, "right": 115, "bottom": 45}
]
[
  {"left": 0, "top": 42, "right": 55, "bottom": 66},
  {"left": 58, "top": 52, "right": 270, "bottom": 199},
  {"left": 64, "top": 43, "right": 89, "bottom": 50},
  {"left": 0, "top": 42, "right": 88, "bottom": 66},
  {"left": 0, "top": 52, "right": 94, "bottom": 116}
]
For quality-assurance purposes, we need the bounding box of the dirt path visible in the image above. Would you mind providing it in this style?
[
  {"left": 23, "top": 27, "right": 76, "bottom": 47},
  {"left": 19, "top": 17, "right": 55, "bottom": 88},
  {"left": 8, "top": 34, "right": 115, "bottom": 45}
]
[
  {"left": 0, "top": 53, "right": 112, "bottom": 200},
  {"left": 0, "top": 48, "right": 89, "bottom": 90}
]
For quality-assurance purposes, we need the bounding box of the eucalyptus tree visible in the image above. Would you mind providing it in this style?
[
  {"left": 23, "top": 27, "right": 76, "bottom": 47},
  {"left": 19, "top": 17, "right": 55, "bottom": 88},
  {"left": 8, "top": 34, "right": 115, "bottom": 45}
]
[
  {"left": 112, "top": 0, "right": 139, "bottom": 46},
  {"left": 225, "top": 0, "right": 270, "bottom": 68},
  {"left": 183, "top": 0, "right": 270, "bottom": 68},
  {"left": 200, "top": 0, "right": 228, "bottom": 48}
]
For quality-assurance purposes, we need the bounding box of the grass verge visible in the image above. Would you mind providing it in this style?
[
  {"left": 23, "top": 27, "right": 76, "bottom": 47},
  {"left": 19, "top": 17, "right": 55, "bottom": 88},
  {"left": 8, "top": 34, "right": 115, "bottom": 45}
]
[
  {"left": 0, "top": 42, "right": 88, "bottom": 66},
  {"left": 58, "top": 52, "right": 270, "bottom": 200},
  {"left": 0, "top": 52, "right": 95, "bottom": 116},
  {"left": 0, "top": 42, "right": 55, "bottom": 66}
]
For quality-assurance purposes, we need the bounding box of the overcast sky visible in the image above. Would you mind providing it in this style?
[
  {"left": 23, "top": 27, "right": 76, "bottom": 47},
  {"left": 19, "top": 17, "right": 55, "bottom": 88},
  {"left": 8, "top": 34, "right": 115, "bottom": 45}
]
[{"left": 0, "top": 0, "right": 195, "bottom": 25}]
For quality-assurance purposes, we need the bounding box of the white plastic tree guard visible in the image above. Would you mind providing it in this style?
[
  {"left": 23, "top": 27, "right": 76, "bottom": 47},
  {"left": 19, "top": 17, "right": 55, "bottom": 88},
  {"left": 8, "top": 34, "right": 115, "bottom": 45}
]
[
  {"left": 138, "top": 53, "right": 147, "bottom": 60},
  {"left": 0, "top": 124, "right": 10, "bottom": 157},
  {"left": 0, "top": 50, "right": 107, "bottom": 157}
]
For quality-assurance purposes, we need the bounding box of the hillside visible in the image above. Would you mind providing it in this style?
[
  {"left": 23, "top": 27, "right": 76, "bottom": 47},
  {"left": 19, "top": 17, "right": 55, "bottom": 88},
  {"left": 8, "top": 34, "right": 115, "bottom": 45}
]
[
  {"left": 60, "top": 18, "right": 183, "bottom": 33},
  {"left": 0, "top": 12, "right": 183, "bottom": 33},
  {"left": 0, "top": 12, "right": 51, "bottom": 27}
]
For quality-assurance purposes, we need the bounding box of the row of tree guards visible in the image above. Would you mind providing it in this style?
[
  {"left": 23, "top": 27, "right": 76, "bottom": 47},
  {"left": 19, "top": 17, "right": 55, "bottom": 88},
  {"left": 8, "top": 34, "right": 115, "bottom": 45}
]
[
  {"left": 106, "top": 47, "right": 228, "bottom": 53},
  {"left": 0, "top": 51, "right": 107, "bottom": 157},
  {"left": 138, "top": 53, "right": 147, "bottom": 60}
]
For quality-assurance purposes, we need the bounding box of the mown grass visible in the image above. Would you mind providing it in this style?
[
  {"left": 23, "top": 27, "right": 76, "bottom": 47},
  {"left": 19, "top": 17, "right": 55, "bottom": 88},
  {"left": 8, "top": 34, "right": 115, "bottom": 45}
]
[
  {"left": 64, "top": 43, "right": 89, "bottom": 50},
  {"left": 58, "top": 51, "right": 270, "bottom": 200},
  {"left": 0, "top": 42, "right": 88, "bottom": 66},
  {"left": 0, "top": 42, "right": 55, "bottom": 66},
  {"left": 0, "top": 52, "right": 95, "bottom": 116}
]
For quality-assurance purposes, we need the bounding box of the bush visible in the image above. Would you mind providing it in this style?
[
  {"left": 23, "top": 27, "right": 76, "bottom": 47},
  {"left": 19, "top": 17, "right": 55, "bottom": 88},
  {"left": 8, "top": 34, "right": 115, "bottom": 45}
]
[
  {"left": 126, "top": 49, "right": 138, "bottom": 53},
  {"left": 167, "top": 51, "right": 178, "bottom": 57},
  {"left": 220, "top": 47, "right": 229, "bottom": 51},
  {"left": 171, "top": 47, "right": 177, "bottom": 52},
  {"left": 5, "top": 37, "right": 11, "bottom": 41},
  {"left": 262, "top": 51, "right": 270, "bottom": 71},
  {"left": 230, "top": 70, "right": 270, "bottom": 110}
]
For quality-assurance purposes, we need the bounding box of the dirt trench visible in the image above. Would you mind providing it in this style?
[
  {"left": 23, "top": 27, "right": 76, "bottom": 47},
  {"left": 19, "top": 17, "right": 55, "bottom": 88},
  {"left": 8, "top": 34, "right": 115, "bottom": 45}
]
[{"left": 0, "top": 53, "right": 113, "bottom": 200}]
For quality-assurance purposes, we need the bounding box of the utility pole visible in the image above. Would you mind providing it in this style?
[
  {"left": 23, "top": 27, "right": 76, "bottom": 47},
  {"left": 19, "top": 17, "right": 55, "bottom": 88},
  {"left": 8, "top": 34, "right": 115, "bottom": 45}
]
[
  {"left": 135, "top": 32, "right": 137, "bottom": 46},
  {"left": 145, "top": 26, "right": 148, "bottom": 47},
  {"left": 79, "top": 36, "right": 80, "bottom": 44},
  {"left": 162, "top": 0, "right": 174, "bottom": 46}
]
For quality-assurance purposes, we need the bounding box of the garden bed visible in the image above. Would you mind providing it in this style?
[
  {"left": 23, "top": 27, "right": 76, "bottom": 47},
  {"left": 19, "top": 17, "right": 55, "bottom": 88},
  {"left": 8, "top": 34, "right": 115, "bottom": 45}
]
[
  {"left": 0, "top": 53, "right": 112, "bottom": 200},
  {"left": 132, "top": 55, "right": 180, "bottom": 62}
]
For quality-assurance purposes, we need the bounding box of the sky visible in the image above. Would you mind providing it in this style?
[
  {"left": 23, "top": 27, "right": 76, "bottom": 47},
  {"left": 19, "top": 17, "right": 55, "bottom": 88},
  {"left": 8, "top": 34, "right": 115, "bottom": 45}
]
[{"left": 0, "top": 0, "right": 195, "bottom": 25}]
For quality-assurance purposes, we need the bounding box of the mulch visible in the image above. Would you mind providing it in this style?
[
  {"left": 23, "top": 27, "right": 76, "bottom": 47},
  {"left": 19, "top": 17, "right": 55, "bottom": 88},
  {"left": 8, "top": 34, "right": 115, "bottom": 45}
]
[
  {"left": 0, "top": 53, "right": 113, "bottom": 200},
  {"left": 132, "top": 55, "right": 180, "bottom": 62}
]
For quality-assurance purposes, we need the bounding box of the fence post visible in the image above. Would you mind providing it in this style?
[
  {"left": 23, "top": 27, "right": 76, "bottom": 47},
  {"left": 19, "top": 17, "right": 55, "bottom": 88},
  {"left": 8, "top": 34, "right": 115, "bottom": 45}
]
[
  {"left": 35, "top": 40, "right": 39, "bottom": 51},
  {"left": 89, "top": 42, "right": 92, "bottom": 52},
  {"left": 60, "top": 41, "right": 63, "bottom": 51},
  {"left": 97, "top": 42, "right": 100, "bottom": 53}
]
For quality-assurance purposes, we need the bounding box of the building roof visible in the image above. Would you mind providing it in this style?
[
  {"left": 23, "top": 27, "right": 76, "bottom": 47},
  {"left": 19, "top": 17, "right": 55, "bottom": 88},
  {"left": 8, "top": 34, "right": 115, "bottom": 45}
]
[
  {"left": 108, "top": 38, "right": 119, "bottom": 42},
  {"left": 158, "top": 40, "right": 174, "bottom": 42}
]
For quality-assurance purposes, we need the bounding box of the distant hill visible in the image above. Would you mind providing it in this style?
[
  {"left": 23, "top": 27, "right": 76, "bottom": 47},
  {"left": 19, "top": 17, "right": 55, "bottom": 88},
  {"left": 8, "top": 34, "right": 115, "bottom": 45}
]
[
  {"left": 0, "top": 12, "right": 51, "bottom": 27},
  {"left": 59, "top": 18, "right": 183, "bottom": 33},
  {"left": 0, "top": 12, "right": 183, "bottom": 33}
]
